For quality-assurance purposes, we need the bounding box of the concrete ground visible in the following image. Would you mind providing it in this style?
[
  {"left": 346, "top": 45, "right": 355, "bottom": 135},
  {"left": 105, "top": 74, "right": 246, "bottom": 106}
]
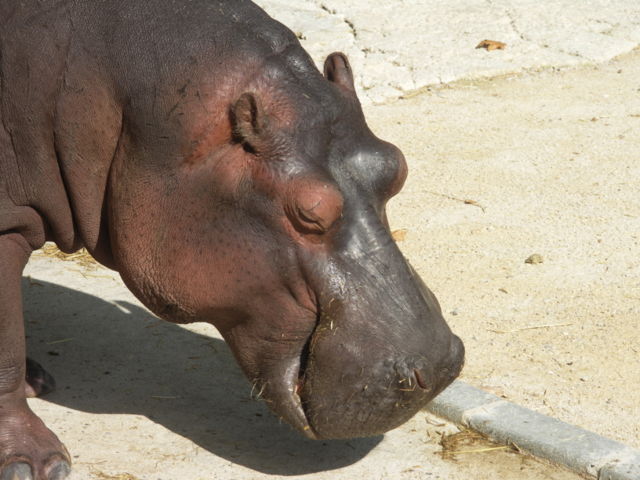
[
  {"left": 19, "top": 1, "right": 640, "bottom": 479},
  {"left": 256, "top": 0, "right": 640, "bottom": 104}
]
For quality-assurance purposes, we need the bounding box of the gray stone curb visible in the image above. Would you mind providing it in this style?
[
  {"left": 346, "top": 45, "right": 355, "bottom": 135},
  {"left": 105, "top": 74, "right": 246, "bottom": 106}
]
[{"left": 426, "top": 381, "right": 640, "bottom": 480}]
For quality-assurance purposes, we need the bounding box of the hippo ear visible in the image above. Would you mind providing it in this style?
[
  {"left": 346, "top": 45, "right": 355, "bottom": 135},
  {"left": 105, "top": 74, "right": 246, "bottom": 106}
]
[
  {"left": 231, "top": 92, "right": 269, "bottom": 153},
  {"left": 324, "top": 52, "right": 356, "bottom": 93}
]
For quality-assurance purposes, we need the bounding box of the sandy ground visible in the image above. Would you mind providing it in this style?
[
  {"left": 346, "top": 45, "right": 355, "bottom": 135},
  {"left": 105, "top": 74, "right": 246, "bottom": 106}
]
[
  {"left": 376, "top": 48, "right": 640, "bottom": 451},
  {"left": 21, "top": 45, "right": 639, "bottom": 480}
]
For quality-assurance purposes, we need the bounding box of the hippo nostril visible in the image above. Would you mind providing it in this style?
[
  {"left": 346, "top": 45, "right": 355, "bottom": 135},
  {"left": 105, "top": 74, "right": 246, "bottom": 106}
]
[{"left": 413, "top": 369, "right": 430, "bottom": 390}]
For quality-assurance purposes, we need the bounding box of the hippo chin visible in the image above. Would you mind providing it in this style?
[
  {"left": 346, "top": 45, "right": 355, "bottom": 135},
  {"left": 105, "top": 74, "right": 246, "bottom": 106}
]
[{"left": 0, "top": 0, "right": 463, "bottom": 477}]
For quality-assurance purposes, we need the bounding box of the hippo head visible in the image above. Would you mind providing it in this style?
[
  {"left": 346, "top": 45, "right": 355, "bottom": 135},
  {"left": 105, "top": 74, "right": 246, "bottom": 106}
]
[{"left": 108, "top": 51, "right": 463, "bottom": 439}]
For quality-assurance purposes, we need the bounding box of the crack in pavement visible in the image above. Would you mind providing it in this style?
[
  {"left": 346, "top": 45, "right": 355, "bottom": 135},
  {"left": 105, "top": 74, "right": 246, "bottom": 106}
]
[
  {"left": 318, "top": 2, "right": 357, "bottom": 40},
  {"left": 256, "top": 0, "right": 640, "bottom": 103}
]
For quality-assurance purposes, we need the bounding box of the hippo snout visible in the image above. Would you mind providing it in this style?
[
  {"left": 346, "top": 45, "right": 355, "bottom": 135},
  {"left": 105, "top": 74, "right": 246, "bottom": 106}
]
[
  {"left": 431, "top": 334, "right": 465, "bottom": 393},
  {"left": 404, "top": 335, "right": 464, "bottom": 396},
  {"left": 297, "top": 320, "right": 464, "bottom": 439},
  {"left": 447, "top": 335, "right": 465, "bottom": 377}
]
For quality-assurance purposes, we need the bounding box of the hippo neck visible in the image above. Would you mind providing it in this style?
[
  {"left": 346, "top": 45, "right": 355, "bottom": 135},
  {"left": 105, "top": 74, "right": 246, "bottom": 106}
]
[{"left": 0, "top": 7, "right": 120, "bottom": 266}]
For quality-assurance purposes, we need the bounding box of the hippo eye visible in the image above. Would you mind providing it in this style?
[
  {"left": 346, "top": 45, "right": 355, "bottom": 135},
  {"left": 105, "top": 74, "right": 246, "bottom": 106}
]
[{"left": 286, "top": 183, "right": 344, "bottom": 235}]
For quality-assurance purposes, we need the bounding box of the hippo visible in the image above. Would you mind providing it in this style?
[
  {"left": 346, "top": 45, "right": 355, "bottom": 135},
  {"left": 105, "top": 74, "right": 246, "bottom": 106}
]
[{"left": 0, "top": 1, "right": 464, "bottom": 478}]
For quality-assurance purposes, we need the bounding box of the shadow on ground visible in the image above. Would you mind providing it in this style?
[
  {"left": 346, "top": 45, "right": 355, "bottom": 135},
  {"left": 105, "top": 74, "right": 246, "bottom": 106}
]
[{"left": 22, "top": 278, "right": 381, "bottom": 475}]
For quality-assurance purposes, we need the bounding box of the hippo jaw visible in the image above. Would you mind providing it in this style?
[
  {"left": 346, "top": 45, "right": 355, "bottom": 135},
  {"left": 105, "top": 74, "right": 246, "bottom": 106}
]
[
  {"left": 215, "top": 245, "right": 465, "bottom": 441},
  {"left": 234, "top": 312, "right": 463, "bottom": 441},
  {"left": 298, "top": 314, "right": 464, "bottom": 439},
  {"left": 229, "top": 205, "right": 465, "bottom": 440},
  {"left": 289, "top": 249, "right": 464, "bottom": 439},
  {"left": 250, "top": 348, "right": 317, "bottom": 438}
]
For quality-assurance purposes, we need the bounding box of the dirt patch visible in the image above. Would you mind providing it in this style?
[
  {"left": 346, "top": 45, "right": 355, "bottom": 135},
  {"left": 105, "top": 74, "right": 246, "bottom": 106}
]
[{"left": 373, "top": 49, "right": 640, "bottom": 449}]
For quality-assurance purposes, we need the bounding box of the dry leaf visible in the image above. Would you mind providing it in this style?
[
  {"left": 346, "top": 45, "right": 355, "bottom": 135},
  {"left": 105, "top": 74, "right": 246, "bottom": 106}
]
[
  {"left": 525, "top": 253, "right": 544, "bottom": 264},
  {"left": 391, "top": 229, "right": 408, "bottom": 242},
  {"left": 476, "top": 39, "right": 506, "bottom": 51},
  {"left": 463, "top": 199, "right": 482, "bottom": 208}
]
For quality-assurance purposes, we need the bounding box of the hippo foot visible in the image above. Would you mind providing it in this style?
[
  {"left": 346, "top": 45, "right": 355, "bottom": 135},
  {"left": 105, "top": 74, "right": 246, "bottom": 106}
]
[
  {"left": 0, "top": 395, "right": 71, "bottom": 480},
  {"left": 1, "top": 462, "right": 70, "bottom": 480},
  {"left": 24, "top": 359, "right": 56, "bottom": 398}
]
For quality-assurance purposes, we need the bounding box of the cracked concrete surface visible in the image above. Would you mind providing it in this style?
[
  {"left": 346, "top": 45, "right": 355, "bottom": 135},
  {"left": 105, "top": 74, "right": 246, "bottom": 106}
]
[{"left": 256, "top": 0, "right": 640, "bottom": 103}]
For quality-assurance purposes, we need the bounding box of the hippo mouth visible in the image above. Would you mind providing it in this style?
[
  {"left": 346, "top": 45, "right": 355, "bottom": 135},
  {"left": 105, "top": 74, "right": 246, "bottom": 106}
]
[
  {"left": 258, "top": 304, "right": 342, "bottom": 440},
  {"left": 293, "top": 337, "right": 316, "bottom": 437},
  {"left": 246, "top": 310, "right": 319, "bottom": 439},
  {"left": 263, "top": 300, "right": 465, "bottom": 440},
  {"left": 284, "top": 345, "right": 441, "bottom": 440},
  {"left": 250, "top": 251, "right": 465, "bottom": 440},
  {"left": 291, "top": 346, "right": 436, "bottom": 438}
]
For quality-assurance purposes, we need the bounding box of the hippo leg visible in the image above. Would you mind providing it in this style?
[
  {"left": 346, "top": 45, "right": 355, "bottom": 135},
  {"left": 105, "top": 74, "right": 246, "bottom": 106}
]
[
  {"left": 24, "top": 359, "right": 56, "bottom": 398},
  {"left": 0, "top": 235, "right": 71, "bottom": 480}
]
